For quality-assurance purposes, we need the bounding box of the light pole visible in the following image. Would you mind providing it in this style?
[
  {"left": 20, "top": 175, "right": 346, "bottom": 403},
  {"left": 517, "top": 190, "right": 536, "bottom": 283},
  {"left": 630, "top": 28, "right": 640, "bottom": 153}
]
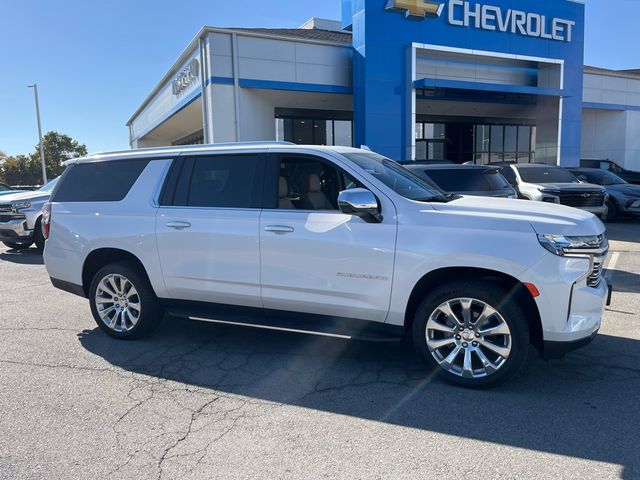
[{"left": 27, "top": 84, "right": 47, "bottom": 184}]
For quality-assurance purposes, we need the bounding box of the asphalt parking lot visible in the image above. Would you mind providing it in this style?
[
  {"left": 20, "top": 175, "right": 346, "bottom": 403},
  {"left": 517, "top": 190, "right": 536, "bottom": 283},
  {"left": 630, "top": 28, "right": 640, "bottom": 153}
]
[{"left": 0, "top": 221, "right": 639, "bottom": 480}]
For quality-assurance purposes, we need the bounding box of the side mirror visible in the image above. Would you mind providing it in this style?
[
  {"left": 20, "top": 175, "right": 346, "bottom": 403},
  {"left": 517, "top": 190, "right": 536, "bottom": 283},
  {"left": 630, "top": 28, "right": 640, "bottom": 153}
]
[{"left": 338, "top": 188, "right": 382, "bottom": 223}]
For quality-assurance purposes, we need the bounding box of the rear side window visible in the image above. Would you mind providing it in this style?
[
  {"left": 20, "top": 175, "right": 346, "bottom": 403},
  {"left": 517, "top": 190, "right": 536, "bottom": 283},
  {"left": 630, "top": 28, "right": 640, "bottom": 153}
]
[
  {"left": 165, "top": 154, "right": 263, "bottom": 209},
  {"left": 52, "top": 160, "right": 150, "bottom": 202}
]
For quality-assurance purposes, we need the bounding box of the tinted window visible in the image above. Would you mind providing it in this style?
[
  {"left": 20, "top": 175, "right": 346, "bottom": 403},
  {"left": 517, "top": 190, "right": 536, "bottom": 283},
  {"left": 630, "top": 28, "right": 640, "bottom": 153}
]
[
  {"left": 425, "top": 169, "right": 510, "bottom": 192},
  {"left": 572, "top": 170, "right": 626, "bottom": 186},
  {"left": 517, "top": 167, "right": 579, "bottom": 184},
  {"left": 0, "top": 183, "right": 11, "bottom": 192},
  {"left": 52, "top": 160, "right": 149, "bottom": 202},
  {"left": 500, "top": 166, "right": 517, "bottom": 186},
  {"left": 182, "top": 155, "right": 261, "bottom": 208}
]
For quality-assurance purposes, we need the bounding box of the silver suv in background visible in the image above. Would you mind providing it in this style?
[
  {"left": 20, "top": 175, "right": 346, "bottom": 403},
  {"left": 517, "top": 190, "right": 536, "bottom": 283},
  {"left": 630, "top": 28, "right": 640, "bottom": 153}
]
[
  {"left": 497, "top": 163, "right": 608, "bottom": 218},
  {"left": 0, "top": 178, "right": 58, "bottom": 251}
]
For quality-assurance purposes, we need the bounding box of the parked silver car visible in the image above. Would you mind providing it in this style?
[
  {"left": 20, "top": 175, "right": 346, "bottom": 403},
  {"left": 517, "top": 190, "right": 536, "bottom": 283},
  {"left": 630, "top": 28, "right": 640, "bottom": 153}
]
[
  {"left": 0, "top": 177, "right": 58, "bottom": 251},
  {"left": 496, "top": 163, "right": 608, "bottom": 218}
]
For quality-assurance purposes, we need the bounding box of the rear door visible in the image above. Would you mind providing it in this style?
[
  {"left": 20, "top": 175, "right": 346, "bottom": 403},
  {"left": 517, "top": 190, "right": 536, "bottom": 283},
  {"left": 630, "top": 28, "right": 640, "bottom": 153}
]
[
  {"left": 259, "top": 153, "right": 397, "bottom": 322},
  {"left": 155, "top": 153, "right": 264, "bottom": 307}
]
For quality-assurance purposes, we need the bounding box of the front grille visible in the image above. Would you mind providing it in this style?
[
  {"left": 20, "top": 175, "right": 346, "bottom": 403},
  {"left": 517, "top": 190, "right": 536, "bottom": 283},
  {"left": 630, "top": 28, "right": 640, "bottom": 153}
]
[
  {"left": 0, "top": 204, "right": 12, "bottom": 213},
  {"left": 558, "top": 191, "right": 605, "bottom": 208},
  {"left": 0, "top": 213, "right": 24, "bottom": 222},
  {"left": 587, "top": 258, "right": 604, "bottom": 288}
]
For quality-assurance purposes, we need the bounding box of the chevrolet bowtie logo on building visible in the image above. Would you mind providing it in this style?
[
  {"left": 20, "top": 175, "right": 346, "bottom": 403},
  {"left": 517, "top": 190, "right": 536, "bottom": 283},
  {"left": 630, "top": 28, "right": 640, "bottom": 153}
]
[{"left": 386, "top": 0, "right": 445, "bottom": 18}]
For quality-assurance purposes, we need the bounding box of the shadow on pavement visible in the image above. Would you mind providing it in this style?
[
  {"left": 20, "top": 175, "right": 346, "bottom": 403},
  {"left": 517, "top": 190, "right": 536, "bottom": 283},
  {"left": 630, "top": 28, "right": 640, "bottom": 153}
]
[
  {"left": 0, "top": 248, "right": 44, "bottom": 265},
  {"left": 608, "top": 269, "right": 640, "bottom": 294},
  {"left": 79, "top": 318, "right": 640, "bottom": 478},
  {"left": 605, "top": 218, "right": 640, "bottom": 244}
]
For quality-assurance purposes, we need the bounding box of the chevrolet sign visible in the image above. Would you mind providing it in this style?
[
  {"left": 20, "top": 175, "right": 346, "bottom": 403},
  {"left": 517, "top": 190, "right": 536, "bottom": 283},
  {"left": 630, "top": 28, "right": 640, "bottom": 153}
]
[
  {"left": 448, "top": 0, "right": 576, "bottom": 42},
  {"left": 172, "top": 58, "right": 200, "bottom": 96},
  {"left": 386, "top": 0, "right": 445, "bottom": 18}
]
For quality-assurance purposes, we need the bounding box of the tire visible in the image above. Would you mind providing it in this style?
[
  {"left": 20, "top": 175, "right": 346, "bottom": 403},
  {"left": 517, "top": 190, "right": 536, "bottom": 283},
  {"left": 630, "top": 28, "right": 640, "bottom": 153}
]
[
  {"left": 33, "top": 218, "right": 46, "bottom": 252},
  {"left": 3, "top": 241, "right": 33, "bottom": 250},
  {"left": 412, "top": 280, "right": 530, "bottom": 389},
  {"left": 88, "top": 261, "right": 163, "bottom": 339},
  {"left": 605, "top": 200, "right": 618, "bottom": 222}
]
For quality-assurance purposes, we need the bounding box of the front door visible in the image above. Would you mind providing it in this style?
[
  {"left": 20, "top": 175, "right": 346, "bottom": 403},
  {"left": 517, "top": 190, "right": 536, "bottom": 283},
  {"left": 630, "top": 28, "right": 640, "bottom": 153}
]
[
  {"left": 259, "top": 153, "right": 397, "bottom": 322},
  {"left": 156, "top": 154, "right": 264, "bottom": 307}
]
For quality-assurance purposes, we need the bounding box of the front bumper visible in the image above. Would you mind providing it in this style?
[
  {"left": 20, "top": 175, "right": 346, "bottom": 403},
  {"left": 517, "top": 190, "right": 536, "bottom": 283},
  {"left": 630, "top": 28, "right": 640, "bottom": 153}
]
[
  {"left": 0, "top": 218, "right": 33, "bottom": 242},
  {"left": 520, "top": 249, "right": 609, "bottom": 350},
  {"left": 543, "top": 331, "right": 599, "bottom": 359}
]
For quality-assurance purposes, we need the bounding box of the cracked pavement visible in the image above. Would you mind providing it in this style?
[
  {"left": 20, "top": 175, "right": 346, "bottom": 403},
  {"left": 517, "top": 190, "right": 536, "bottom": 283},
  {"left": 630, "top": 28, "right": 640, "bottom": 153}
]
[{"left": 0, "top": 220, "right": 639, "bottom": 479}]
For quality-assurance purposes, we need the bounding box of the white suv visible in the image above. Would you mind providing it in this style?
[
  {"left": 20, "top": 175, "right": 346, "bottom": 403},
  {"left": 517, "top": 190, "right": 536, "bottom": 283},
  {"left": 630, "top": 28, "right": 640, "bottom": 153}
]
[{"left": 43, "top": 143, "right": 610, "bottom": 388}]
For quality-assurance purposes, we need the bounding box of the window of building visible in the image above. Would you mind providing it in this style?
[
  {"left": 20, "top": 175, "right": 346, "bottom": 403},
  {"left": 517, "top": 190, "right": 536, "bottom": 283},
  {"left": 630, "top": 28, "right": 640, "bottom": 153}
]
[
  {"left": 474, "top": 124, "right": 535, "bottom": 164},
  {"left": 275, "top": 110, "right": 353, "bottom": 147},
  {"left": 415, "top": 122, "right": 446, "bottom": 161}
]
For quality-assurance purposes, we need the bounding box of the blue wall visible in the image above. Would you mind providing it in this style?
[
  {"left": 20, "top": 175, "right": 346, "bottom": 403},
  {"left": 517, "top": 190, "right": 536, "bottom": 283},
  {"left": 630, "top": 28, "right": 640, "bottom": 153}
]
[{"left": 344, "top": 0, "right": 585, "bottom": 164}]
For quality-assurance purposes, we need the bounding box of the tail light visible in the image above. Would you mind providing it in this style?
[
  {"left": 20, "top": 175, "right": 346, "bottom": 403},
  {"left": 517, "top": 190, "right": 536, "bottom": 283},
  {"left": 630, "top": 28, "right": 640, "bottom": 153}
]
[{"left": 42, "top": 202, "right": 51, "bottom": 239}]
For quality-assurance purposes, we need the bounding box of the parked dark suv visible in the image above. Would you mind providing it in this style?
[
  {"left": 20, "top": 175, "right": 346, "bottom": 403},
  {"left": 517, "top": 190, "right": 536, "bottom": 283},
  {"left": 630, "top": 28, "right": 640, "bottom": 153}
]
[
  {"left": 580, "top": 159, "right": 640, "bottom": 185},
  {"left": 404, "top": 164, "right": 517, "bottom": 199},
  {"left": 570, "top": 168, "right": 640, "bottom": 220}
]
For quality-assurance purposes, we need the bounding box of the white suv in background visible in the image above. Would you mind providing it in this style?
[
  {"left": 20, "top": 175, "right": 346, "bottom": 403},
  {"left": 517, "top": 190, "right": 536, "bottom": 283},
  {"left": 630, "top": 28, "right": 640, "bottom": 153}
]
[{"left": 43, "top": 143, "right": 610, "bottom": 388}]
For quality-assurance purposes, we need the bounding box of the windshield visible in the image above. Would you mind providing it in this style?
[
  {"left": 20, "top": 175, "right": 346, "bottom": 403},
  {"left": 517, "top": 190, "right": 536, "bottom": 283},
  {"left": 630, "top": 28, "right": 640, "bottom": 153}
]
[
  {"left": 342, "top": 152, "right": 450, "bottom": 202},
  {"left": 577, "top": 170, "right": 626, "bottom": 186},
  {"left": 38, "top": 177, "right": 59, "bottom": 193},
  {"left": 518, "top": 167, "right": 579, "bottom": 184}
]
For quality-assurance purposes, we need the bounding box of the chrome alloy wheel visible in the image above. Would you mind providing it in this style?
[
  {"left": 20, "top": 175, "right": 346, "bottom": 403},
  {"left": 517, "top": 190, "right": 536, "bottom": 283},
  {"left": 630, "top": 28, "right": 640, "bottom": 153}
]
[
  {"left": 426, "top": 298, "right": 512, "bottom": 379},
  {"left": 94, "top": 274, "right": 142, "bottom": 333}
]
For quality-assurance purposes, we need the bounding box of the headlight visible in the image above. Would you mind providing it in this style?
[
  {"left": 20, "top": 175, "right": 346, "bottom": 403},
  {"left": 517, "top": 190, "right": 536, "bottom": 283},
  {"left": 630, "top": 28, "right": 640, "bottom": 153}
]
[
  {"left": 537, "top": 234, "right": 606, "bottom": 256},
  {"left": 539, "top": 188, "right": 561, "bottom": 196},
  {"left": 12, "top": 201, "right": 32, "bottom": 211}
]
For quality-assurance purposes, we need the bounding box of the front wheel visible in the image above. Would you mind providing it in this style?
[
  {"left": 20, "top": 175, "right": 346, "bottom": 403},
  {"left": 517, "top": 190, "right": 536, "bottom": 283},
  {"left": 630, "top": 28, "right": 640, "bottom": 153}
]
[
  {"left": 605, "top": 200, "right": 619, "bottom": 222},
  {"left": 412, "top": 281, "right": 530, "bottom": 388},
  {"left": 89, "top": 262, "right": 163, "bottom": 339}
]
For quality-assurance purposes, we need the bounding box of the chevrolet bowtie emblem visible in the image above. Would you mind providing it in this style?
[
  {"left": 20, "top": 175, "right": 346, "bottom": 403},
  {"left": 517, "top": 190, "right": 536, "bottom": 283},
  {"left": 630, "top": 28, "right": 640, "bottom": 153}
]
[{"left": 386, "top": 0, "right": 445, "bottom": 18}]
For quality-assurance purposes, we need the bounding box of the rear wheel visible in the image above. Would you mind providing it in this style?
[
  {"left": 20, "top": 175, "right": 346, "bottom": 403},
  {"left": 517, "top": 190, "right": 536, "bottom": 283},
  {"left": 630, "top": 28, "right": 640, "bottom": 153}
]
[
  {"left": 89, "top": 262, "right": 163, "bottom": 339},
  {"left": 412, "top": 281, "right": 530, "bottom": 388},
  {"left": 33, "top": 218, "right": 46, "bottom": 251},
  {"left": 3, "top": 241, "right": 33, "bottom": 250}
]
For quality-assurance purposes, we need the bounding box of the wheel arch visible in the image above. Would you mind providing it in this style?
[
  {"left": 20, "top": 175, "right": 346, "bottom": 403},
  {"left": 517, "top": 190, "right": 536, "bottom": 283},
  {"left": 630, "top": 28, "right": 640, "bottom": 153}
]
[
  {"left": 404, "top": 267, "right": 543, "bottom": 352},
  {"left": 82, "top": 248, "right": 150, "bottom": 297}
]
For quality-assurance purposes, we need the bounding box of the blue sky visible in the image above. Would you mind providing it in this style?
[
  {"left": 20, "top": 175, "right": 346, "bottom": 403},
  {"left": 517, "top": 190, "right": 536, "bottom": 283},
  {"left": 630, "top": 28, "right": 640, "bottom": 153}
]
[{"left": 1, "top": 0, "right": 638, "bottom": 156}]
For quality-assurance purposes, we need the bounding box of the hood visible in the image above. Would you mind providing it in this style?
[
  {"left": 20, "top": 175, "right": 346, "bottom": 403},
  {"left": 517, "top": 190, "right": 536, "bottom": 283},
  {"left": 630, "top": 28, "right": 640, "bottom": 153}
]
[
  {"left": 606, "top": 183, "right": 640, "bottom": 196},
  {"left": 0, "top": 189, "right": 28, "bottom": 197},
  {"left": 0, "top": 190, "right": 51, "bottom": 204},
  {"left": 530, "top": 182, "right": 604, "bottom": 192},
  {"left": 430, "top": 196, "right": 605, "bottom": 237}
]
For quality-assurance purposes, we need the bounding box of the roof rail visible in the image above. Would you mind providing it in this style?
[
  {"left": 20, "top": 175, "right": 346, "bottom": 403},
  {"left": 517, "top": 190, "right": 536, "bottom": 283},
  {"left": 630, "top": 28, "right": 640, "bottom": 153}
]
[{"left": 89, "top": 141, "right": 295, "bottom": 157}]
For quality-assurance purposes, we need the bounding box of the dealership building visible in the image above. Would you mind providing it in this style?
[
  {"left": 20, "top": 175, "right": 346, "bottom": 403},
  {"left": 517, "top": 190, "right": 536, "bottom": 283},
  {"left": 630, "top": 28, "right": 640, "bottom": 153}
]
[{"left": 127, "top": 0, "right": 640, "bottom": 170}]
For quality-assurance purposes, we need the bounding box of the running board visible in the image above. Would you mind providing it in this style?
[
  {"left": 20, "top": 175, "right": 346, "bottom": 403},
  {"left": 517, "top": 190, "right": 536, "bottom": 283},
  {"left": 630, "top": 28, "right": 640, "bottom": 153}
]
[
  {"left": 189, "top": 316, "right": 354, "bottom": 340},
  {"left": 163, "top": 302, "right": 404, "bottom": 343}
]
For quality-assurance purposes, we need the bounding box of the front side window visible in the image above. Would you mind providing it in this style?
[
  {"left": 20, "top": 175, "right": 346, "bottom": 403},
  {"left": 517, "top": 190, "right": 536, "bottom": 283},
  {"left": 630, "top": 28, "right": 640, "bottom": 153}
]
[
  {"left": 517, "top": 167, "right": 579, "bottom": 184},
  {"left": 343, "top": 152, "right": 448, "bottom": 202},
  {"left": 276, "top": 156, "right": 358, "bottom": 211}
]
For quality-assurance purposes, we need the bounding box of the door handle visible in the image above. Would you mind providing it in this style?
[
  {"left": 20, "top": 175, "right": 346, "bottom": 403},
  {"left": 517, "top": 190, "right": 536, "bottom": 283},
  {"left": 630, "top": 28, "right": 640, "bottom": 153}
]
[
  {"left": 166, "top": 221, "right": 192, "bottom": 230},
  {"left": 264, "top": 225, "right": 294, "bottom": 234}
]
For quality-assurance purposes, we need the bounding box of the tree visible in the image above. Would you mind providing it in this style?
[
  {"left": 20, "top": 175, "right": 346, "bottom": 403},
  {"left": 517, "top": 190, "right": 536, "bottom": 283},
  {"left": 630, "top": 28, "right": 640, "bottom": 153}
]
[{"left": 0, "top": 132, "right": 87, "bottom": 186}]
